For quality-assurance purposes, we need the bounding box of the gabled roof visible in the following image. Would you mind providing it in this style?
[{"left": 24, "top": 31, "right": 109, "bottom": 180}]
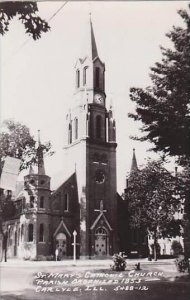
[
  {"left": 53, "top": 218, "right": 71, "bottom": 237},
  {"left": 51, "top": 173, "right": 76, "bottom": 196},
  {"left": 90, "top": 212, "right": 112, "bottom": 231}
]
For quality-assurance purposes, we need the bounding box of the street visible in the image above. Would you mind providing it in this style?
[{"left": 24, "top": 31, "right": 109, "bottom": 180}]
[{"left": 0, "top": 260, "right": 190, "bottom": 300}]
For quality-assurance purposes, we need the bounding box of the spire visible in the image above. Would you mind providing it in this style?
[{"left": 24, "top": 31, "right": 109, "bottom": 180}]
[
  {"left": 29, "top": 165, "right": 34, "bottom": 175},
  {"left": 37, "top": 129, "right": 41, "bottom": 147},
  {"left": 37, "top": 130, "right": 45, "bottom": 175},
  {"left": 80, "top": 14, "right": 98, "bottom": 60},
  {"left": 130, "top": 148, "right": 138, "bottom": 173}
]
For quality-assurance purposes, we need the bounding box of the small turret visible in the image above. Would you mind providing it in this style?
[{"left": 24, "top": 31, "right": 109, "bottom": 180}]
[
  {"left": 108, "top": 99, "right": 116, "bottom": 142},
  {"left": 24, "top": 131, "right": 50, "bottom": 191}
]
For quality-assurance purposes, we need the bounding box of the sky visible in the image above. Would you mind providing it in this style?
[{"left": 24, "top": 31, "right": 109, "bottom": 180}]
[{"left": 1, "top": 0, "right": 188, "bottom": 193}]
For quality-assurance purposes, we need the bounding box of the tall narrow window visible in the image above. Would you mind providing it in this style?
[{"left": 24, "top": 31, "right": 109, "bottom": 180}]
[
  {"left": 70, "top": 121, "right": 72, "bottom": 143},
  {"left": 40, "top": 196, "right": 44, "bottom": 208},
  {"left": 18, "top": 228, "right": 20, "bottom": 246},
  {"left": 30, "top": 196, "right": 34, "bottom": 208},
  {"left": 28, "top": 224, "right": 33, "bottom": 242},
  {"left": 68, "top": 121, "right": 72, "bottom": 144},
  {"left": 96, "top": 115, "right": 102, "bottom": 139},
  {"left": 64, "top": 193, "right": 69, "bottom": 211},
  {"left": 39, "top": 224, "right": 44, "bottom": 242},
  {"left": 74, "top": 118, "right": 78, "bottom": 140},
  {"left": 83, "top": 66, "right": 88, "bottom": 85},
  {"left": 21, "top": 224, "right": 24, "bottom": 242},
  {"left": 76, "top": 69, "right": 80, "bottom": 88},
  {"left": 68, "top": 124, "right": 70, "bottom": 144},
  {"left": 95, "top": 67, "right": 100, "bottom": 88}
]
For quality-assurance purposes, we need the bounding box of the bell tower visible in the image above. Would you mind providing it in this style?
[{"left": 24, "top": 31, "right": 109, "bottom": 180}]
[{"left": 64, "top": 16, "right": 118, "bottom": 257}]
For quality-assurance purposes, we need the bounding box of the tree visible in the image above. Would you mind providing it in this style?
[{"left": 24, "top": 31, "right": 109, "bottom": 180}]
[
  {"left": 129, "top": 4, "right": 190, "bottom": 166},
  {"left": 0, "top": 1, "right": 50, "bottom": 40},
  {"left": 126, "top": 160, "right": 183, "bottom": 260},
  {"left": 0, "top": 119, "right": 54, "bottom": 261},
  {"left": 0, "top": 119, "right": 54, "bottom": 172}
]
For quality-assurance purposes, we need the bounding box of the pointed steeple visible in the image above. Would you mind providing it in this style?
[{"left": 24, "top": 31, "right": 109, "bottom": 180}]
[
  {"left": 125, "top": 149, "right": 138, "bottom": 190},
  {"left": 37, "top": 130, "right": 45, "bottom": 175},
  {"left": 80, "top": 13, "right": 98, "bottom": 61},
  {"left": 130, "top": 148, "right": 138, "bottom": 173},
  {"left": 29, "top": 165, "right": 34, "bottom": 175}
]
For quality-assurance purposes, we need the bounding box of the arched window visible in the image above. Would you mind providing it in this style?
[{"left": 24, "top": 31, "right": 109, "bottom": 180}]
[
  {"left": 39, "top": 224, "right": 44, "bottom": 242},
  {"left": 30, "top": 196, "right": 34, "bottom": 208},
  {"left": 83, "top": 66, "right": 88, "bottom": 85},
  {"left": 96, "top": 115, "right": 102, "bottom": 139},
  {"left": 8, "top": 227, "right": 12, "bottom": 246},
  {"left": 95, "top": 67, "right": 100, "bottom": 88},
  {"left": 18, "top": 228, "right": 20, "bottom": 246},
  {"left": 68, "top": 121, "right": 73, "bottom": 144},
  {"left": 69, "top": 121, "right": 72, "bottom": 144},
  {"left": 28, "top": 224, "right": 33, "bottom": 242},
  {"left": 76, "top": 69, "right": 80, "bottom": 88},
  {"left": 68, "top": 124, "right": 70, "bottom": 144},
  {"left": 21, "top": 224, "right": 24, "bottom": 242},
  {"left": 64, "top": 193, "right": 69, "bottom": 211},
  {"left": 40, "top": 196, "right": 44, "bottom": 208},
  {"left": 95, "top": 227, "right": 107, "bottom": 235},
  {"left": 74, "top": 118, "right": 78, "bottom": 140}
]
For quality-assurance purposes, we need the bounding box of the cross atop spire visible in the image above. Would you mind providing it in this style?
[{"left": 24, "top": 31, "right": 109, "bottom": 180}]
[{"left": 130, "top": 148, "right": 138, "bottom": 172}]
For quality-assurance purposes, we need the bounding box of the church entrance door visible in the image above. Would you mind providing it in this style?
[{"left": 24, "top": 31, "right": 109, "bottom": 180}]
[
  {"left": 95, "top": 227, "right": 108, "bottom": 256},
  {"left": 56, "top": 233, "right": 67, "bottom": 259}
]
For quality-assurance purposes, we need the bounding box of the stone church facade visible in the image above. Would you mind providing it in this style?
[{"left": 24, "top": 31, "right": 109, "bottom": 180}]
[{"left": 2, "top": 18, "right": 120, "bottom": 260}]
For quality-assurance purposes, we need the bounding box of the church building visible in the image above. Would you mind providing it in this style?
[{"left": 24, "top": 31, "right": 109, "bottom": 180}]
[{"left": 1, "top": 17, "right": 120, "bottom": 260}]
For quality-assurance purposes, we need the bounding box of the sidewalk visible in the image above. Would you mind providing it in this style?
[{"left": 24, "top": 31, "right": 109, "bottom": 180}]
[{"left": 0, "top": 257, "right": 176, "bottom": 267}]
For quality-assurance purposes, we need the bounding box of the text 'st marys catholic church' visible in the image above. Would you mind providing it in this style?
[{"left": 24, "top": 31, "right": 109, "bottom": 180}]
[{"left": 3, "top": 17, "right": 123, "bottom": 260}]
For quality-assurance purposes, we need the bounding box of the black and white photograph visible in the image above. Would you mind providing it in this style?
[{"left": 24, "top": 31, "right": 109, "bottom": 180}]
[{"left": 0, "top": 0, "right": 190, "bottom": 299}]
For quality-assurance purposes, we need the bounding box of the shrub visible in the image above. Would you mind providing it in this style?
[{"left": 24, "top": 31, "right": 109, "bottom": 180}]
[
  {"left": 111, "top": 253, "right": 126, "bottom": 271},
  {"left": 46, "top": 255, "right": 54, "bottom": 261},
  {"left": 36, "top": 255, "right": 46, "bottom": 261},
  {"left": 171, "top": 241, "right": 183, "bottom": 256}
]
